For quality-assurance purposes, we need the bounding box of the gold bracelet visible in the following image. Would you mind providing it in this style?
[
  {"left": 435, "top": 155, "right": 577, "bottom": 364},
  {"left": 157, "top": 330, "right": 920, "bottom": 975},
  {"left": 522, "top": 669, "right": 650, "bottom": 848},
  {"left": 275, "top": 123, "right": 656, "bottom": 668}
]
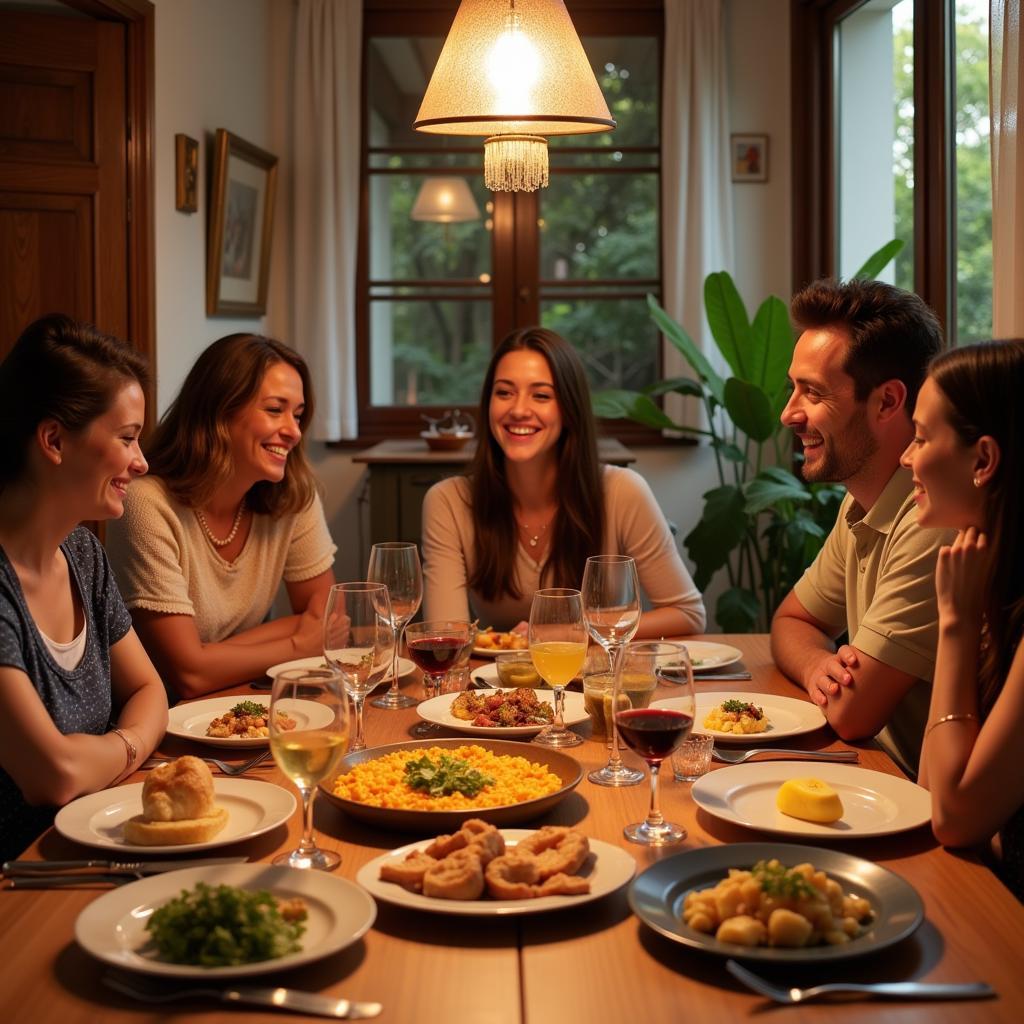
[
  {"left": 111, "top": 727, "right": 137, "bottom": 772},
  {"left": 925, "top": 712, "right": 978, "bottom": 736}
]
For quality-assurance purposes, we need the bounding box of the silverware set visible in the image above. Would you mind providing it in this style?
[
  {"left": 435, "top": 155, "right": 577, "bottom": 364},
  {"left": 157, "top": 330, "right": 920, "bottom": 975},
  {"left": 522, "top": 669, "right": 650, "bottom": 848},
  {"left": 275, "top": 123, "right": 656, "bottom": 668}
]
[
  {"left": 2, "top": 856, "right": 249, "bottom": 889},
  {"left": 140, "top": 750, "right": 272, "bottom": 775},
  {"left": 712, "top": 747, "right": 859, "bottom": 765}
]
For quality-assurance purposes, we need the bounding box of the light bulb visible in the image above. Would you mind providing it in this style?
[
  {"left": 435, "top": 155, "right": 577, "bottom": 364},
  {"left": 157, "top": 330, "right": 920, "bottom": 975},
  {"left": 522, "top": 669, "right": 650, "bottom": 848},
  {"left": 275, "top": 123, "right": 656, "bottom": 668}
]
[{"left": 486, "top": 11, "right": 540, "bottom": 115}]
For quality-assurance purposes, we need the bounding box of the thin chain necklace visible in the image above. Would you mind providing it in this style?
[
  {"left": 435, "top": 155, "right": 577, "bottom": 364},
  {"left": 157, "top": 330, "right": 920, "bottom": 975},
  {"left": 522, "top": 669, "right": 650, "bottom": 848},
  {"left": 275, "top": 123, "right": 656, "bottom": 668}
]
[
  {"left": 516, "top": 515, "right": 553, "bottom": 548},
  {"left": 195, "top": 501, "right": 246, "bottom": 548}
]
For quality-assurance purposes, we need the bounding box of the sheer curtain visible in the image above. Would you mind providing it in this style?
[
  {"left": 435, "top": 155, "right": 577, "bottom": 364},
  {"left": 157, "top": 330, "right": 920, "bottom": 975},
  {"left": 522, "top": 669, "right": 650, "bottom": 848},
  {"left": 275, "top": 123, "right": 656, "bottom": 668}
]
[
  {"left": 292, "top": 0, "right": 362, "bottom": 440},
  {"left": 661, "top": 0, "right": 734, "bottom": 428},
  {"left": 991, "top": 0, "right": 1023, "bottom": 336}
]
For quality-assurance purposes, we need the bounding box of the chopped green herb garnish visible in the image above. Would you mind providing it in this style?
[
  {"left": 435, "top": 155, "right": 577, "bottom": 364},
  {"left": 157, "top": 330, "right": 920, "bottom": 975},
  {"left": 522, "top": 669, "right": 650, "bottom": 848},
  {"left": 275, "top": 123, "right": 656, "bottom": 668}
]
[
  {"left": 752, "top": 860, "right": 816, "bottom": 899},
  {"left": 720, "top": 699, "right": 762, "bottom": 719},
  {"left": 404, "top": 753, "right": 496, "bottom": 798},
  {"left": 229, "top": 700, "right": 267, "bottom": 717}
]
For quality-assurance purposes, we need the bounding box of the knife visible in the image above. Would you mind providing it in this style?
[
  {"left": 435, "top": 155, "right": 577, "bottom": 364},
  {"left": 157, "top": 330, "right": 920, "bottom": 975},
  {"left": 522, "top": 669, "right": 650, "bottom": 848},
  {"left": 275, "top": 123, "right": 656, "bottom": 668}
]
[
  {"left": 3, "top": 856, "right": 248, "bottom": 877},
  {"left": 693, "top": 671, "right": 753, "bottom": 681}
]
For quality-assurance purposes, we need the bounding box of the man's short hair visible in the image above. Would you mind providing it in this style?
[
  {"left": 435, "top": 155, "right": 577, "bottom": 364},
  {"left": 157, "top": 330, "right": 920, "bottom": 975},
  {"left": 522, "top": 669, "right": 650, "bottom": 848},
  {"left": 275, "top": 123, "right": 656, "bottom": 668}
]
[{"left": 790, "top": 278, "right": 944, "bottom": 415}]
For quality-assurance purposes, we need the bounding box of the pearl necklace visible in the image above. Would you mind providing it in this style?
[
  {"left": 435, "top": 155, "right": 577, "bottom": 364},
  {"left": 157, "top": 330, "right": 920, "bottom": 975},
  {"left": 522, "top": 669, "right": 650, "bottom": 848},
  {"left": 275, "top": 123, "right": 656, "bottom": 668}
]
[
  {"left": 195, "top": 502, "right": 246, "bottom": 548},
  {"left": 516, "top": 516, "right": 553, "bottom": 548}
]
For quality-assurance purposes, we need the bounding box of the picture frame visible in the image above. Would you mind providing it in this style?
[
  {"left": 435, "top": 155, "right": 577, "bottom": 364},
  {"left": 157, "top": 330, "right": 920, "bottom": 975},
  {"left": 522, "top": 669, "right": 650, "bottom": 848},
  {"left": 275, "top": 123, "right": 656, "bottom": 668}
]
[
  {"left": 174, "top": 133, "right": 198, "bottom": 213},
  {"left": 731, "top": 133, "right": 768, "bottom": 183},
  {"left": 206, "top": 129, "right": 278, "bottom": 315}
]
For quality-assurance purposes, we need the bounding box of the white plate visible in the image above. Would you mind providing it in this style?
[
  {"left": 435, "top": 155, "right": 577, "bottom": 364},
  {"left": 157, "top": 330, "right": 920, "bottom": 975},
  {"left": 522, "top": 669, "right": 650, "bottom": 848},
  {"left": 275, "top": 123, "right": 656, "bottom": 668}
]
[
  {"left": 679, "top": 641, "right": 744, "bottom": 671},
  {"left": 166, "top": 696, "right": 334, "bottom": 749},
  {"left": 417, "top": 687, "right": 588, "bottom": 737},
  {"left": 54, "top": 779, "right": 296, "bottom": 854},
  {"left": 75, "top": 864, "right": 376, "bottom": 978},
  {"left": 265, "top": 655, "right": 416, "bottom": 681},
  {"left": 357, "top": 829, "right": 636, "bottom": 916},
  {"left": 652, "top": 692, "right": 827, "bottom": 744},
  {"left": 691, "top": 762, "right": 932, "bottom": 838}
]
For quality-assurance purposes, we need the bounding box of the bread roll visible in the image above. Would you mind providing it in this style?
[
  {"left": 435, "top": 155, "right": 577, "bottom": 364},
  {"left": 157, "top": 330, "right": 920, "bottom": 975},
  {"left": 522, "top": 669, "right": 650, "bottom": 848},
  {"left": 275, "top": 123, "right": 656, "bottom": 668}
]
[{"left": 123, "top": 756, "right": 228, "bottom": 846}]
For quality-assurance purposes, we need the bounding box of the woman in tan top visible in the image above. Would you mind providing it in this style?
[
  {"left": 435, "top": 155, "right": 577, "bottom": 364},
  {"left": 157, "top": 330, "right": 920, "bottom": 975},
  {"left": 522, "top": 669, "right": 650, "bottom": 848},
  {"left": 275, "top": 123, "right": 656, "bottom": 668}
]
[
  {"left": 106, "top": 334, "right": 335, "bottom": 699},
  {"left": 422, "top": 327, "right": 705, "bottom": 635}
]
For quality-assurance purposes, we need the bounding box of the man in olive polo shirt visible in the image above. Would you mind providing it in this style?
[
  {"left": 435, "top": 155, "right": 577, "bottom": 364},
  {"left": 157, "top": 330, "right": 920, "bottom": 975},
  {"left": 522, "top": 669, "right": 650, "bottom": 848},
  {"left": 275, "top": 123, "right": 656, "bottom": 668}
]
[{"left": 770, "top": 278, "right": 953, "bottom": 774}]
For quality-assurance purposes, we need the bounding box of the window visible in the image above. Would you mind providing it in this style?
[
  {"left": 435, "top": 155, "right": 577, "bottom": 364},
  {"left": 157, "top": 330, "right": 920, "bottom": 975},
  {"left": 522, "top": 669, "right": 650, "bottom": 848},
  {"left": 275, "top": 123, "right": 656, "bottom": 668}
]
[{"left": 358, "top": 1, "right": 663, "bottom": 442}]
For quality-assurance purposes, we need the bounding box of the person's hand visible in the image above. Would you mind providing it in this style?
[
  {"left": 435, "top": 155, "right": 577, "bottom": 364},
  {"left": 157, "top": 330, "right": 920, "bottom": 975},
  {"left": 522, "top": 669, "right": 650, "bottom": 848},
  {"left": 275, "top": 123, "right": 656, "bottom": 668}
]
[
  {"left": 805, "top": 644, "right": 859, "bottom": 706},
  {"left": 511, "top": 621, "right": 528, "bottom": 636},
  {"left": 936, "top": 527, "right": 990, "bottom": 626},
  {"left": 292, "top": 593, "right": 333, "bottom": 657}
]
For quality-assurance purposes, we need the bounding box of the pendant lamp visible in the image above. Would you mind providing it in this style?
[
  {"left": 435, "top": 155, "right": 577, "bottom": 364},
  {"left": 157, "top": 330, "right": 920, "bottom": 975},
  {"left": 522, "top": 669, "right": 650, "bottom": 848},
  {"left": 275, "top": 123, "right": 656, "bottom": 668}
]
[
  {"left": 414, "top": 0, "right": 615, "bottom": 192},
  {"left": 410, "top": 177, "right": 482, "bottom": 223}
]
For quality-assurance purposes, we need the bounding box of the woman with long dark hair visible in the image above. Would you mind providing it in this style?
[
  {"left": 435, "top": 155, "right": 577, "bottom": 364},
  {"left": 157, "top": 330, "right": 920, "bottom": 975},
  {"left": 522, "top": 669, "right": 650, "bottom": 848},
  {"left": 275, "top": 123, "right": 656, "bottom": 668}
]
[
  {"left": 422, "top": 327, "right": 705, "bottom": 635},
  {"left": 106, "top": 334, "right": 336, "bottom": 699},
  {"left": 901, "top": 338, "right": 1024, "bottom": 899},
  {"left": 0, "top": 315, "right": 167, "bottom": 861}
]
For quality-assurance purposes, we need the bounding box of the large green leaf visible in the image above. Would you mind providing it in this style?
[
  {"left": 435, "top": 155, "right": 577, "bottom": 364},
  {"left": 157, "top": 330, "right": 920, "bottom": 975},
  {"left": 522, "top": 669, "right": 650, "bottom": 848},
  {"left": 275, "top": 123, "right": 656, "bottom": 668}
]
[
  {"left": 851, "top": 238, "right": 905, "bottom": 281},
  {"left": 647, "top": 294, "right": 726, "bottom": 405},
  {"left": 711, "top": 437, "right": 746, "bottom": 463},
  {"left": 744, "top": 467, "right": 811, "bottom": 515},
  {"left": 704, "top": 272, "right": 753, "bottom": 382},
  {"left": 716, "top": 587, "right": 762, "bottom": 633},
  {"left": 751, "top": 295, "right": 794, "bottom": 397},
  {"left": 591, "top": 389, "right": 683, "bottom": 432},
  {"left": 646, "top": 376, "right": 705, "bottom": 399},
  {"left": 723, "top": 378, "right": 775, "bottom": 442},
  {"left": 684, "top": 485, "right": 747, "bottom": 590}
]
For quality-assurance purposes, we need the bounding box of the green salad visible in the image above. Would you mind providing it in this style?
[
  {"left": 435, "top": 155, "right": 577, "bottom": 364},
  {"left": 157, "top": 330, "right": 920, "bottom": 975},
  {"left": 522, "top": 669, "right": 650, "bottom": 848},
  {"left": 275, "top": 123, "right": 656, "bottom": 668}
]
[
  {"left": 404, "top": 753, "right": 495, "bottom": 798},
  {"left": 146, "top": 882, "right": 307, "bottom": 966}
]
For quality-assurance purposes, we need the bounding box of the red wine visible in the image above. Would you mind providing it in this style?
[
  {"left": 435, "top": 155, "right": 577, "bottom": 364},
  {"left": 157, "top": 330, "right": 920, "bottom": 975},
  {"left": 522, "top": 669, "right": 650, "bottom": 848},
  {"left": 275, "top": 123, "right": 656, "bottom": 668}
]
[
  {"left": 615, "top": 709, "right": 693, "bottom": 761},
  {"left": 407, "top": 635, "right": 464, "bottom": 674}
]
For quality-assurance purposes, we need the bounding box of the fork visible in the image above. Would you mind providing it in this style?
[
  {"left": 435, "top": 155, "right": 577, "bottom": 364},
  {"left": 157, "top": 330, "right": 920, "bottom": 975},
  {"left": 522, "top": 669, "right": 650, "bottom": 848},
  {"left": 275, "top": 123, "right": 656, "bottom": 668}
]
[
  {"left": 726, "top": 960, "right": 995, "bottom": 1004},
  {"left": 141, "top": 750, "right": 272, "bottom": 775},
  {"left": 712, "top": 747, "right": 859, "bottom": 765}
]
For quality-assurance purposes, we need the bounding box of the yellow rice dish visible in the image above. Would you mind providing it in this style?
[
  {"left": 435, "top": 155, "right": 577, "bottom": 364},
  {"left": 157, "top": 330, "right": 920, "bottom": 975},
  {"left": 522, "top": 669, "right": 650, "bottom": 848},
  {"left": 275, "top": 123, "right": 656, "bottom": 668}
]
[
  {"left": 702, "top": 699, "right": 770, "bottom": 735},
  {"left": 331, "top": 744, "right": 563, "bottom": 811}
]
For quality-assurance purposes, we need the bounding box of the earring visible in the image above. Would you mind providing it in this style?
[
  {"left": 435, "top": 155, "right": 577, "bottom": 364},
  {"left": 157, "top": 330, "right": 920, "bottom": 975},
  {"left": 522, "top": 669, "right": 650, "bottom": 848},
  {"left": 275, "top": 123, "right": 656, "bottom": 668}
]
[{"left": 973, "top": 476, "right": 981, "bottom": 487}]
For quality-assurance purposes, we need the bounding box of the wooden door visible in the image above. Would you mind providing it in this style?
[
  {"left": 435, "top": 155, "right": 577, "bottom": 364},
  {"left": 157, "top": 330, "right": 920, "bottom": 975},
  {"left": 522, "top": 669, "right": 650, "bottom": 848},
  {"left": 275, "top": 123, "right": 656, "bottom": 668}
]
[{"left": 0, "top": 10, "right": 129, "bottom": 357}]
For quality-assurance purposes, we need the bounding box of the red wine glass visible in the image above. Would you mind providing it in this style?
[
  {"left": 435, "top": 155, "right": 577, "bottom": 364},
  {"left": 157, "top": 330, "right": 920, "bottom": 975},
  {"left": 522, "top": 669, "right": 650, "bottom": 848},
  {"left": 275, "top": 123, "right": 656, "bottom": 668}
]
[{"left": 406, "top": 619, "right": 472, "bottom": 737}]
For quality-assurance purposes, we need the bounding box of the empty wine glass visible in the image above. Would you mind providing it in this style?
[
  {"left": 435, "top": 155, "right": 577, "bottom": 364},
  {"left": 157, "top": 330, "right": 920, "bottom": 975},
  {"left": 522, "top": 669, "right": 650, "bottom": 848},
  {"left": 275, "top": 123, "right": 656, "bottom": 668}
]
[
  {"left": 368, "top": 542, "right": 422, "bottom": 709},
  {"left": 323, "top": 582, "right": 394, "bottom": 752},
  {"left": 406, "top": 619, "right": 473, "bottom": 737},
  {"left": 582, "top": 554, "right": 643, "bottom": 786},
  {"left": 269, "top": 667, "right": 349, "bottom": 870},
  {"left": 529, "top": 588, "right": 587, "bottom": 748},
  {"left": 614, "top": 641, "right": 694, "bottom": 846}
]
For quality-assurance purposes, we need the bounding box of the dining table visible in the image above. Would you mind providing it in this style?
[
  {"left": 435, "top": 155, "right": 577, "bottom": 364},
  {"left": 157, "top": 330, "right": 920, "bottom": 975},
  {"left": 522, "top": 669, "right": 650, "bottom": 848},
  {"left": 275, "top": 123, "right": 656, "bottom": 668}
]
[{"left": 1, "top": 633, "right": 1021, "bottom": 1023}]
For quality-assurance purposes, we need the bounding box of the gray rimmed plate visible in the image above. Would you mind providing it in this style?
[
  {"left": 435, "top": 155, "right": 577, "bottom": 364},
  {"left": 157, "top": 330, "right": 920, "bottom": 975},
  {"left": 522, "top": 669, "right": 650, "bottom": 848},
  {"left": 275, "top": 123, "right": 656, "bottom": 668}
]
[
  {"left": 628, "top": 842, "right": 923, "bottom": 963},
  {"left": 318, "top": 737, "right": 583, "bottom": 832}
]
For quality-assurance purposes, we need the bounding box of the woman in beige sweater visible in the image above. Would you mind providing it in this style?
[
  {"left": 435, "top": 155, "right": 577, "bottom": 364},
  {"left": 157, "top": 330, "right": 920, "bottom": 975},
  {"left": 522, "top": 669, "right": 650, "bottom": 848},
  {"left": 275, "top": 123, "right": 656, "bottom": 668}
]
[
  {"left": 106, "top": 334, "right": 335, "bottom": 699},
  {"left": 422, "top": 327, "right": 705, "bottom": 635}
]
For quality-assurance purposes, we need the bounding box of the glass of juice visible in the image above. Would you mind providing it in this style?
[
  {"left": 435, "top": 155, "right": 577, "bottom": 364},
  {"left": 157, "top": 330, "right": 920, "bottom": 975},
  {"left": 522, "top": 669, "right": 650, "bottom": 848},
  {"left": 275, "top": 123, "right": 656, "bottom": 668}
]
[
  {"left": 528, "top": 588, "right": 587, "bottom": 748},
  {"left": 270, "top": 667, "right": 349, "bottom": 870},
  {"left": 495, "top": 650, "right": 542, "bottom": 689}
]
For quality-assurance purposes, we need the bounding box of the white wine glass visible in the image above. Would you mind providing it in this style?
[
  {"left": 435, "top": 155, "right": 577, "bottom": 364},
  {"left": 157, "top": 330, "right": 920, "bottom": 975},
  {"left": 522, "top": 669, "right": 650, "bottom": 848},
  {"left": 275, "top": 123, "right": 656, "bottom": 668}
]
[
  {"left": 528, "top": 588, "right": 587, "bottom": 748},
  {"left": 368, "top": 542, "right": 422, "bottom": 710},
  {"left": 614, "top": 641, "right": 694, "bottom": 846},
  {"left": 323, "top": 582, "right": 394, "bottom": 752},
  {"left": 582, "top": 554, "right": 644, "bottom": 786},
  {"left": 269, "top": 667, "right": 349, "bottom": 870}
]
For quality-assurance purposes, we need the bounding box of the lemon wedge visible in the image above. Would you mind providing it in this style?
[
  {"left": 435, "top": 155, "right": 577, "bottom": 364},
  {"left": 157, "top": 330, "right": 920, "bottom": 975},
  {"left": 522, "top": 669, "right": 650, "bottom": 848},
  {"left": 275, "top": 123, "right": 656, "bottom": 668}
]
[{"left": 776, "top": 777, "right": 844, "bottom": 823}]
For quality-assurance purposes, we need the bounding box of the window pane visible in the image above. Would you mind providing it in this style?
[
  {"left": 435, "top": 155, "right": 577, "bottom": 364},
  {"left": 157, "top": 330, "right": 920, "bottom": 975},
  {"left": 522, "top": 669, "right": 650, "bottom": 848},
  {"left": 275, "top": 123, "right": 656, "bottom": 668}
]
[
  {"left": 954, "top": 0, "right": 992, "bottom": 344},
  {"left": 367, "top": 37, "right": 444, "bottom": 149},
  {"left": 836, "top": 0, "right": 914, "bottom": 288},
  {"left": 370, "top": 299, "right": 492, "bottom": 407}
]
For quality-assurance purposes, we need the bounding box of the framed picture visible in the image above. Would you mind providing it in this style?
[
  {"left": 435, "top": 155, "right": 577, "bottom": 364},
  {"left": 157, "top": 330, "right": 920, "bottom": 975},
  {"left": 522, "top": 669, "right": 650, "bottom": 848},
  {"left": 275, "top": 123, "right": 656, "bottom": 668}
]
[
  {"left": 206, "top": 129, "right": 278, "bottom": 315},
  {"left": 731, "top": 133, "right": 768, "bottom": 183},
  {"left": 175, "top": 134, "right": 198, "bottom": 213}
]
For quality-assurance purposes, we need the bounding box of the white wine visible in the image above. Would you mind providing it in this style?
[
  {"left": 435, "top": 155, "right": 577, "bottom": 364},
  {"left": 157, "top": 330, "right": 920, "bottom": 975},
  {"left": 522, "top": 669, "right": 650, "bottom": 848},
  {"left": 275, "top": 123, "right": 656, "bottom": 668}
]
[{"left": 271, "top": 729, "right": 348, "bottom": 789}]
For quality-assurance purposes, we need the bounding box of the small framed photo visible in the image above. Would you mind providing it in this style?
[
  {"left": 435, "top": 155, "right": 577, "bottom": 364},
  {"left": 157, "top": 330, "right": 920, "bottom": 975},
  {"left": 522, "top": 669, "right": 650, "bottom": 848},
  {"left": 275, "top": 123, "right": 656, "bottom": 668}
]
[
  {"left": 731, "top": 133, "right": 768, "bottom": 183},
  {"left": 206, "top": 129, "right": 278, "bottom": 315},
  {"left": 174, "top": 134, "right": 199, "bottom": 213}
]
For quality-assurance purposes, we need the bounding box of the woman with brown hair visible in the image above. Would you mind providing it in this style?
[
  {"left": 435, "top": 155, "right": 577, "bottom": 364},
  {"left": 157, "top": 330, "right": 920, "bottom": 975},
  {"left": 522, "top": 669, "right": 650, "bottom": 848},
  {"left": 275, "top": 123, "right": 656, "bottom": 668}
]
[
  {"left": 421, "top": 327, "right": 705, "bottom": 636},
  {"left": 0, "top": 315, "right": 167, "bottom": 861},
  {"left": 900, "top": 338, "right": 1024, "bottom": 900},
  {"left": 106, "top": 334, "right": 335, "bottom": 699}
]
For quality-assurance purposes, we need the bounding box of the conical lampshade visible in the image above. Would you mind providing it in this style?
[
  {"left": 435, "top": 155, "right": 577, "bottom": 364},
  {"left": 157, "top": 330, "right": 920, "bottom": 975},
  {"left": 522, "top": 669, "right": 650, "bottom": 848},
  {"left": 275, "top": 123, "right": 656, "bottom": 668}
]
[{"left": 411, "top": 177, "right": 481, "bottom": 223}]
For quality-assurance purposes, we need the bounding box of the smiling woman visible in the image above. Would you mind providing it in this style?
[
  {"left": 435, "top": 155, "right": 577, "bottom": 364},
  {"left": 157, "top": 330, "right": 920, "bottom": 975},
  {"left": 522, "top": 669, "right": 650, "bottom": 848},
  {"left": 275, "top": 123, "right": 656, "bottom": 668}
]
[{"left": 105, "top": 335, "right": 336, "bottom": 701}]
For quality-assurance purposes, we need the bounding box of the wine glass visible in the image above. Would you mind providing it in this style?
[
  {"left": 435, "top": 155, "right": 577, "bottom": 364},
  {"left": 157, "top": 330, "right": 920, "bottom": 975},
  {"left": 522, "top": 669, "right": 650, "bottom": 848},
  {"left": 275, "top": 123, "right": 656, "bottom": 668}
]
[
  {"left": 582, "top": 554, "right": 644, "bottom": 786},
  {"left": 528, "top": 588, "right": 587, "bottom": 748},
  {"left": 269, "top": 667, "right": 349, "bottom": 870},
  {"left": 323, "top": 582, "right": 394, "bottom": 752},
  {"left": 406, "top": 619, "right": 473, "bottom": 737},
  {"left": 368, "top": 542, "right": 422, "bottom": 709},
  {"left": 614, "top": 641, "right": 694, "bottom": 846}
]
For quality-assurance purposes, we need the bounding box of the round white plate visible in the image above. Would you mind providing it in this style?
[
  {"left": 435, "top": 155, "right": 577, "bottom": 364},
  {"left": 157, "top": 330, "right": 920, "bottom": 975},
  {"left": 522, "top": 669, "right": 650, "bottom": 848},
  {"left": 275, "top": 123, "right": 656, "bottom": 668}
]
[
  {"left": 691, "top": 762, "right": 932, "bottom": 838},
  {"left": 166, "top": 696, "right": 334, "bottom": 749},
  {"left": 54, "top": 779, "right": 296, "bottom": 854},
  {"left": 357, "top": 829, "right": 635, "bottom": 916},
  {"left": 75, "top": 864, "right": 376, "bottom": 978},
  {"left": 652, "top": 692, "right": 827, "bottom": 744},
  {"left": 265, "top": 655, "right": 416, "bottom": 681},
  {"left": 417, "top": 687, "right": 588, "bottom": 737},
  {"left": 679, "top": 641, "right": 744, "bottom": 672}
]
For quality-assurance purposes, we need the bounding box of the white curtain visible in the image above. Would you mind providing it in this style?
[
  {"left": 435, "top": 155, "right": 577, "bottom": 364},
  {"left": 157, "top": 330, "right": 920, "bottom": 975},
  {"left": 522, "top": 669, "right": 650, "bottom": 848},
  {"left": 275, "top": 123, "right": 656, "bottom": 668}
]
[
  {"left": 991, "top": 0, "right": 1024, "bottom": 336},
  {"left": 292, "top": 0, "right": 362, "bottom": 440},
  {"left": 661, "top": 0, "right": 734, "bottom": 427}
]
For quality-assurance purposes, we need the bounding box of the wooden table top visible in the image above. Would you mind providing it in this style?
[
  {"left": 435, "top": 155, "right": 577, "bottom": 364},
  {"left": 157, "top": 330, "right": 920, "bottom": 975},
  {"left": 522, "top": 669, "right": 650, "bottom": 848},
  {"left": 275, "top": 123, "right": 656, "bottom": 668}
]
[{"left": 1, "top": 635, "right": 1019, "bottom": 1023}]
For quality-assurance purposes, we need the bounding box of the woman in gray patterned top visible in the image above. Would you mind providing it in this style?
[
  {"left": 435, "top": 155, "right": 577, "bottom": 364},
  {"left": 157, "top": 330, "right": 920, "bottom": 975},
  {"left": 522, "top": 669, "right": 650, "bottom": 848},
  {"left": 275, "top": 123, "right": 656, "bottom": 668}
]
[{"left": 0, "top": 315, "right": 168, "bottom": 861}]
